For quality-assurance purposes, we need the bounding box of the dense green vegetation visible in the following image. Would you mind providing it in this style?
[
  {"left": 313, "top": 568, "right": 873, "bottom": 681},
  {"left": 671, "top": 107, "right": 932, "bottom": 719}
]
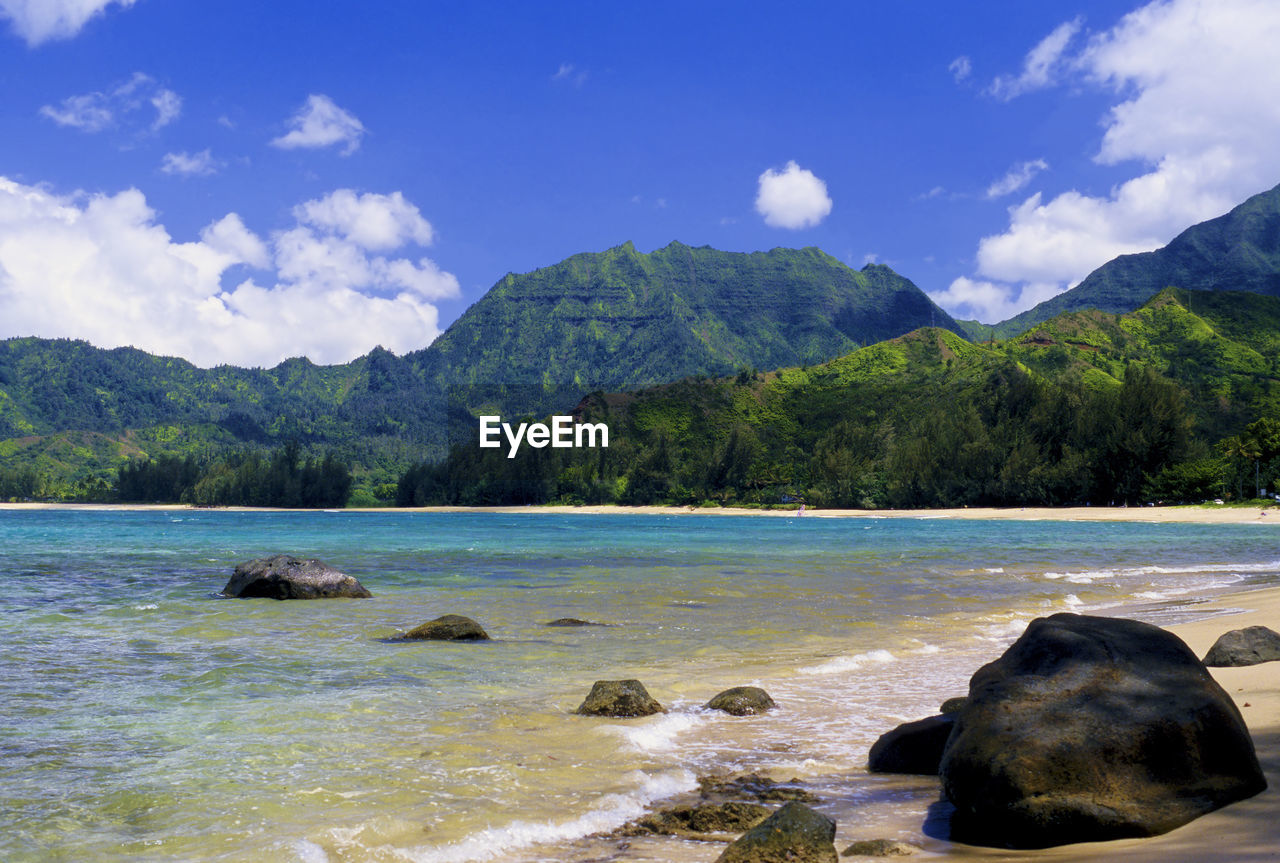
[
  {"left": 989, "top": 181, "right": 1280, "bottom": 338},
  {"left": 116, "top": 442, "right": 352, "bottom": 507},
  {"left": 399, "top": 290, "right": 1280, "bottom": 509},
  {"left": 0, "top": 245, "right": 953, "bottom": 500}
]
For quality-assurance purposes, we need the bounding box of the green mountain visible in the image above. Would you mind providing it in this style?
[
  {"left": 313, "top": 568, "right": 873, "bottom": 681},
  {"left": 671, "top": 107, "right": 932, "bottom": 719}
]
[
  {"left": 991, "top": 181, "right": 1280, "bottom": 339},
  {"left": 415, "top": 241, "right": 962, "bottom": 397},
  {"left": 405, "top": 289, "right": 1280, "bottom": 508},
  {"left": 0, "top": 243, "right": 956, "bottom": 498}
]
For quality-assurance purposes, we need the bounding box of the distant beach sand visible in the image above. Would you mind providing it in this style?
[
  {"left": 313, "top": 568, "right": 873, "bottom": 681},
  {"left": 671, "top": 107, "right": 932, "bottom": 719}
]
[{"left": 4, "top": 501, "right": 1280, "bottom": 525}]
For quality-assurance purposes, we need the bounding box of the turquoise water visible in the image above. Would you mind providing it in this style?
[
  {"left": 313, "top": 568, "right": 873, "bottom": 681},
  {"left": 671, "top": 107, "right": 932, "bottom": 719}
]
[{"left": 2, "top": 510, "right": 1277, "bottom": 862}]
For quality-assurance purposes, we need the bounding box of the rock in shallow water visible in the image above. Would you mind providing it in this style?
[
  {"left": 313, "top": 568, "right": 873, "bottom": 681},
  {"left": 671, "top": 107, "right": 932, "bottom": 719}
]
[
  {"left": 398, "top": 614, "right": 490, "bottom": 641},
  {"left": 1203, "top": 625, "right": 1280, "bottom": 666},
  {"left": 222, "top": 555, "right": 372, "bottom": 599},
  {"left": 867, "top": 714, "right": 954, "bottom": 775},
  {"left": 715, "top": 800, "right": 837, "bottom": 863},
  {"left": 619, "top": 801, "right": 770, "bottom": 836},
  {"left": 940, "top": 612, "right": 1266, "bottom": 848},
  {"left": 574, "top": 679, "right": 664, "bottom": 717},
  {"left": 705, "top": 685, "right": 776, "bottom": 716},
  {"left": 841, "top": 838, "right": 920, "bottom": 857}
]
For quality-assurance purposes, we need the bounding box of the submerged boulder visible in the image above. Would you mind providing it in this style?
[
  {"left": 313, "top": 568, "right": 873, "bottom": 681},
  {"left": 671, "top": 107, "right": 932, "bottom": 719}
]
[
  {"left": 716, "top": 800, "right": 837, "bottom": 863},
  {"left": 940, "top": 613, "right": 1266, "bottom": 848},
  {"left": 398, "top": 614, "right": 490, "bottom": 641},
  {"left": 705, "top": 686, "right": 777, "bottom": 716},
  {"left": 222, "top": 555, "right": 372, "bottom": 599},
  {"left": 574, "top": 679, "right": 665, "bottom": 717},
  {"left": 545, "top": 617, "right": 607, "bottom": 627},
  {"left": 1203, "top": 625, "right": 1280, "bottom": 667},
  {"left": 620, "top": 801, "right": 770, "bottom": 837},
  {"left": 698, "top": 772, "right": 817, "bottom": 803},
  {"left": 841, "top": 838, "right": 920, "bottom": 857},
  {"left": 867, "top": 714, "right": 954, "bottom": 775}
]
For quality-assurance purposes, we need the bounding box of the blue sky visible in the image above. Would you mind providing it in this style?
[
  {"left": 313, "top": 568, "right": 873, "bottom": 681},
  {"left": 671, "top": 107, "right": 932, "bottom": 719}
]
[{"left": 1, "top": 0, "right": 1278, "bottom": 367}]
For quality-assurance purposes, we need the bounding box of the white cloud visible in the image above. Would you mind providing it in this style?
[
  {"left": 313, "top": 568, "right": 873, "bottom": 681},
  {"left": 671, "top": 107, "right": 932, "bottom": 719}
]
[
  {"left": 552, "top": 62, "right": 588, "bottom": 87},
  {"left": 985, "top": 158, "right": 1049, "bottom": 199},
  {"left": 0, "top": 177, "right": 460, "bottom": 367},
  {"left": 200, "top": 213, "right": 270, "bottom": 269},
  {"left": 0, "top": 0, "right": 136, "bottom": 46},
  {"left": 989, "top": 17, "right": 1082, "bottom": 101},
  {"left": 270, "top": 94, "right": 365, "bottom": 156},
  {"left": 293, "top": 189, "right": 433, "bottom": 250},
  {"left": 150, "top": 88, "right": 181, "bottom": 130},
  {"left": 949, "top": 55, "right": 972, "bottom": 82},
  {"left": 941, "top": 0, "right": 1280, "bottom": 323},
  {"left": 930, "top": 277, "right": 1062, "bottom": 323},
  {"left": 755, "top": 160, "right": 833, "bottom": 229},
  {"left": 160, "top": 149, "right": 219, "bottom": 177},
  {"left": 40, "top": 72, "right": 180, "bottom": 134}
]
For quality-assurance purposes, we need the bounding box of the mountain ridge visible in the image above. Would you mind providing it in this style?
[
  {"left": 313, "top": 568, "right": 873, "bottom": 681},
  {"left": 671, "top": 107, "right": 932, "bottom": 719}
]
[{"left": 989, "top": 181, "right": 1280, "bottom": 338}]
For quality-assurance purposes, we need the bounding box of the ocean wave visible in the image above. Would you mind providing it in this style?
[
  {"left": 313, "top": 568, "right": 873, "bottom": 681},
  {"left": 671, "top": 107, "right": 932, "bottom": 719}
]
[
  {"left": 1044, "top": 559, "right": 1280, "bottom": 583},
  {"left": 605, "top": 710, "right": 705, "bottom": 752},
  {"left": 798, "top": 648, "right": 894, "bottom": 676},
  {"left": 387, "top": 769, "right": 696, "bottom": 863}
]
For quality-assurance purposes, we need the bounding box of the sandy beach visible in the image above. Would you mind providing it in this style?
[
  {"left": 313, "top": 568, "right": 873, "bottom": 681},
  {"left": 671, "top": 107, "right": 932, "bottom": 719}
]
[{"left": 4, "top": 501, "right": 1280, "bottom": 525}]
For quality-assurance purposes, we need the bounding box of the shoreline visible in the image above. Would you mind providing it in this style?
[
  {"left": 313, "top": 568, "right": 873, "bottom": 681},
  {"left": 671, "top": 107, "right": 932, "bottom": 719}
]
[
  {"left": 551, "top": 582, "right": 1280, "bottom": 863},
  {"left": 3, "top": 501, "right": 1280, "bottom": 524},
  {"left": 941, "top": 584, "right": 1280, "bottom": 861}
]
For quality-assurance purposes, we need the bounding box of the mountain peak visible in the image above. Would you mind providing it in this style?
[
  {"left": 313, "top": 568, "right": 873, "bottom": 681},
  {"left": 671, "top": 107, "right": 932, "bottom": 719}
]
[{"left": 990, "top": 181, "right": 1280, "bottom": 339}]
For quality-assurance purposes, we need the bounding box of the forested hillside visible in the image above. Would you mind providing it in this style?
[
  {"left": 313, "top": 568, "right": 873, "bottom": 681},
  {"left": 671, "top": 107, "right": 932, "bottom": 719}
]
[
  {"left": 400, "top": 290, "right": 1280, "bottom": 509},
  {"left": 0, "top": 244, "right": 952, "bottom": 500}
]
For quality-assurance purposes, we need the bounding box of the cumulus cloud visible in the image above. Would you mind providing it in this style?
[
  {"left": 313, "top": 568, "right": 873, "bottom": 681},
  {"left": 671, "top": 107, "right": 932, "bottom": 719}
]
[
  {"left": 40, "top": 72, "right": 180, "bottom": 134},
  {"left": 938, "top": 0, "right": 1280, "bottom": 323},
  {"left": 293, "top": 189, "right": 433, "bottom": 250},
  {"left": 0, "top": 0, "right": 136, "bottom": 46},
  {"left": 0, "top": 178, "right": 459, "bottom": 367},
  {"left": 985, "top": 158, "right": 1049, "bottom": 199},
  {"left": 949, "top": 55, "right": 972, "bottom": 82},
  {"left": 755, "top": 160, "right": 833, "bottom": 229},
  {"left": 931, "top": 276, "right": 1063, "bottom": 323},
  {"left": 270, "top": 94, "right": 365, "bottom": 156},
  {"left": 989, "top": 17, "right": 1082, "bottom": 101},
  {"left": 160, "top": 149, "right": 219, "bottom": 177}
]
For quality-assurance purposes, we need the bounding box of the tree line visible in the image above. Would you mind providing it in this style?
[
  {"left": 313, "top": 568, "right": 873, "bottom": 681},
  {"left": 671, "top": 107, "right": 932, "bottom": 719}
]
[
  {"left": 116, "top": 441, "right": 352, "bottom": 507},
  {"left": 397, "top": 361, "right": 1277, "bottom": 509}
]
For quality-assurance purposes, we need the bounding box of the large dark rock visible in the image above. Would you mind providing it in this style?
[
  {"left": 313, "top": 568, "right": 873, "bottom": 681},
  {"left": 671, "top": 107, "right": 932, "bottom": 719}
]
[
  {"left": 705, "top": 686, "right": 776, "bottom": 716},
  {"left": 1203, "top": 625, "right": 1280, "bottom": 666},
  {"left": 574, "top": 679, "right": 665, "bottom": 717},
  {"left": 867, "top": 714, "right": 954, "bottom": 775},
  {"left": 940, "top": 613, "right": 1266, "bottom": 848},
  {"left": 716, "top": 800, "right": 837, "bottom": 863},
  {"left": 399, "top": 614, "right": 490, "bottom": 641},
  {"left": 222, "top": 555, "right": 372, "bottom": 599}
]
